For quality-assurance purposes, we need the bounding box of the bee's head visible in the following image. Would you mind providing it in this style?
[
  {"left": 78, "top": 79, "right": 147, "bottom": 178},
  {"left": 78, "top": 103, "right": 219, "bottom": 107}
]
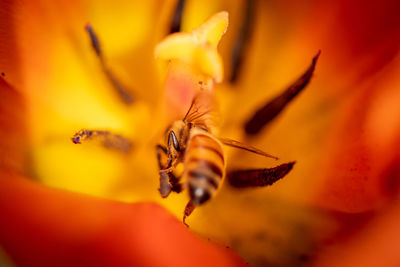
[
  {"left": 165, "top": 120, "right": 187, "bottom": 159},
  {"left": 167, "top": 129, "right": 180, "bottom": 153}
]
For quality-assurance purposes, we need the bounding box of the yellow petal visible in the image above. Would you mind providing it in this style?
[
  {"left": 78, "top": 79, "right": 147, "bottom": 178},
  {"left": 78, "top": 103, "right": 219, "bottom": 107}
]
[
  {"left": 155, "top": 33, "right": 223, "bottom": 82},
  {"left": 155, "top": 11, "right": 228, "bottom": 83},
  {"left": 192, "top": 11, "right": 229, "bottom": 47}
]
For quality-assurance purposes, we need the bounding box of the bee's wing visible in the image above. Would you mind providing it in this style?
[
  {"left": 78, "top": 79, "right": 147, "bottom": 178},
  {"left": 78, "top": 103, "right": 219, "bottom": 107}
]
[
  {"left": 227, "top": 162, "right": 295, "bottom": 188},
  {"left": 183, "top": 91, "right": 218, "bottom": 130},
  {"left": 219, "top": 138, "right": 279, "bottom": 160}
]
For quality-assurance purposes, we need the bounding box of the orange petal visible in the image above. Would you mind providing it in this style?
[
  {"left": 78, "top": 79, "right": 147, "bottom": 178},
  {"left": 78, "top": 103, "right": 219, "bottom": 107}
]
[
  {"left": 0, "top": 0, "right": 22, "bottom": 87},
  {"left": 315, "top": 203, "right": 400, "bottom": 267},
  {"left": 0, "top": 77, "right": 27, "bottom": 173},
  {"left": 314, "top": 55, "right": 400, "bottom": 213},
  {"left": 0, "top": 172, "right": 246, "bottom": 267}
]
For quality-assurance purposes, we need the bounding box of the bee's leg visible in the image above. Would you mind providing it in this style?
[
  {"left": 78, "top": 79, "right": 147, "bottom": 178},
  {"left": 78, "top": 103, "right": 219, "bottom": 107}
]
[
  {"left": 85, "top": 24, "right": 134, "bottom": 105},
  {"left": 183, "top": 201, "right": 195, "bottom": 227},
  {"left": 159, "top": 172, "right": 172, "bottom": 198},
  {"left": 156, "top": 144, "right": 172, "bottom": 198},
  {"left": 227, "top": 162, "right": 295, "bottom": 188},
  {"left": 156, "top": 145, "right": 169, "bottom": 168},
  {"left": 71, "top": 129, "right": 132, "bottom": 153},
  {"left": 159, "top": 168, "right": 184, "bottom": 195},
  {"left": 170, "top": 175, "right": 183, "bottom": 193},
  {"left": 156, "top": 144, "right": 185, "bottom": 195}
]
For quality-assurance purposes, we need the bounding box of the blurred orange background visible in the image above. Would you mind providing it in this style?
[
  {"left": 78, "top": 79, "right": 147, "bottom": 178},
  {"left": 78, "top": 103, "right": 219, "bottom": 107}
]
[{"left": 0, "top": 0, "right": 399, "bottom": 266}]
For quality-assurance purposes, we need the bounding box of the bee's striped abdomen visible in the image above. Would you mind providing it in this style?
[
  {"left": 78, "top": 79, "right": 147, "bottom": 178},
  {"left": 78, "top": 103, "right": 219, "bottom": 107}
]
[{"left": 184, "top": 129, "right": 225, "bottom": 206}]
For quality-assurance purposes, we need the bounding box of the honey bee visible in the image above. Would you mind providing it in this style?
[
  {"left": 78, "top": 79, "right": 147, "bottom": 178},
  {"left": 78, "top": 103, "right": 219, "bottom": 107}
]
[{"left": 156, "top": 91, "right": 280, "bottom": 226}]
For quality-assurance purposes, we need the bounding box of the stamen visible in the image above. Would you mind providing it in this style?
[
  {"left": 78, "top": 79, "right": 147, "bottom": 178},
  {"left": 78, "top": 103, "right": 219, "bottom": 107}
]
[
  {"left": 85, "top": 23, "right": 134, "bottom": 105},
  {"left": 227, "top": 162, "right": 295, "bottom": 188},
  {"left": 230, "top": 0, "right": 255, "bottom": 83},
  {"left": 71, "top": 129, "right": 132, "bottom": 153},
  {"left": 244, "top": 51, "right": 321, "bottom": 135},
  {"left": 170, "top": 0, "right": 185, "bottom": 33},
  {"left": 85, "top": 23, "right": 103, "bottom": 60},
  {"left": 103, "top": 69, "right": 134, "bottom": 104}
]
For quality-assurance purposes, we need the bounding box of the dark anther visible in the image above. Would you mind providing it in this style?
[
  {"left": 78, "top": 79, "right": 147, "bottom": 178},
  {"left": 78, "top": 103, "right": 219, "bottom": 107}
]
[
  {"left": 103, "top": 69, "right": 134, "bottom": 104},
  {"left": 230, "top": 0, "right": 255, "bottom": 83},
  {"left": 244, "top": 51, "right": 321, "bottom": 135},
  {"left": 71, "top": 136, "right": 81, "bottom": 144},
  {"left": 85, "top": 23, "right": 134, "bottom": 105},
  {"left": 85, "top": 23, "right": 102, "bottom": 59},
  {"left": 102, "top": 134, "right": 133, "bottom": 154},
  {"left": 227, "top": 162, "right": 295, "bottom": 188},
  {"left": 170, "top": 0, "right": 185, "bottom": 33},
  {"left": 1, "top": 72, "right": 5, "bottom": 77},
  {"left": 71, "top": 129, "right": 133, "bottom": 153}
]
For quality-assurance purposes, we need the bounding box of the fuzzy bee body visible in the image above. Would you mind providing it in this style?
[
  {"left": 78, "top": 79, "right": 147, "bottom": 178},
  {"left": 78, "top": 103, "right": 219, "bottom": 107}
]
[
  {"left": 184, "top": 128, "right": 225, "bottom": 206},
  {"left": 157, "top": 92, "right": 281, "bottom": 225}
]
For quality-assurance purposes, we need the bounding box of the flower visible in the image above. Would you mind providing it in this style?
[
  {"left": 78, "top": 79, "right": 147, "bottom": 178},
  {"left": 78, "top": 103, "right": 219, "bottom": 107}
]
[
  {"left": 1, "top": 0, "right": 400, "bottom": 266},
  {"left": 0, "top": 1, "right": 245, "bottom": 266}
]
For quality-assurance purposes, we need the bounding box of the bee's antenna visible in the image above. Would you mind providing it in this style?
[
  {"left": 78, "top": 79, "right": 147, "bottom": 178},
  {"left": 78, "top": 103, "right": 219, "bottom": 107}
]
[{"left": 183, "top": 97, "right": 196, "bottom": 123}]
